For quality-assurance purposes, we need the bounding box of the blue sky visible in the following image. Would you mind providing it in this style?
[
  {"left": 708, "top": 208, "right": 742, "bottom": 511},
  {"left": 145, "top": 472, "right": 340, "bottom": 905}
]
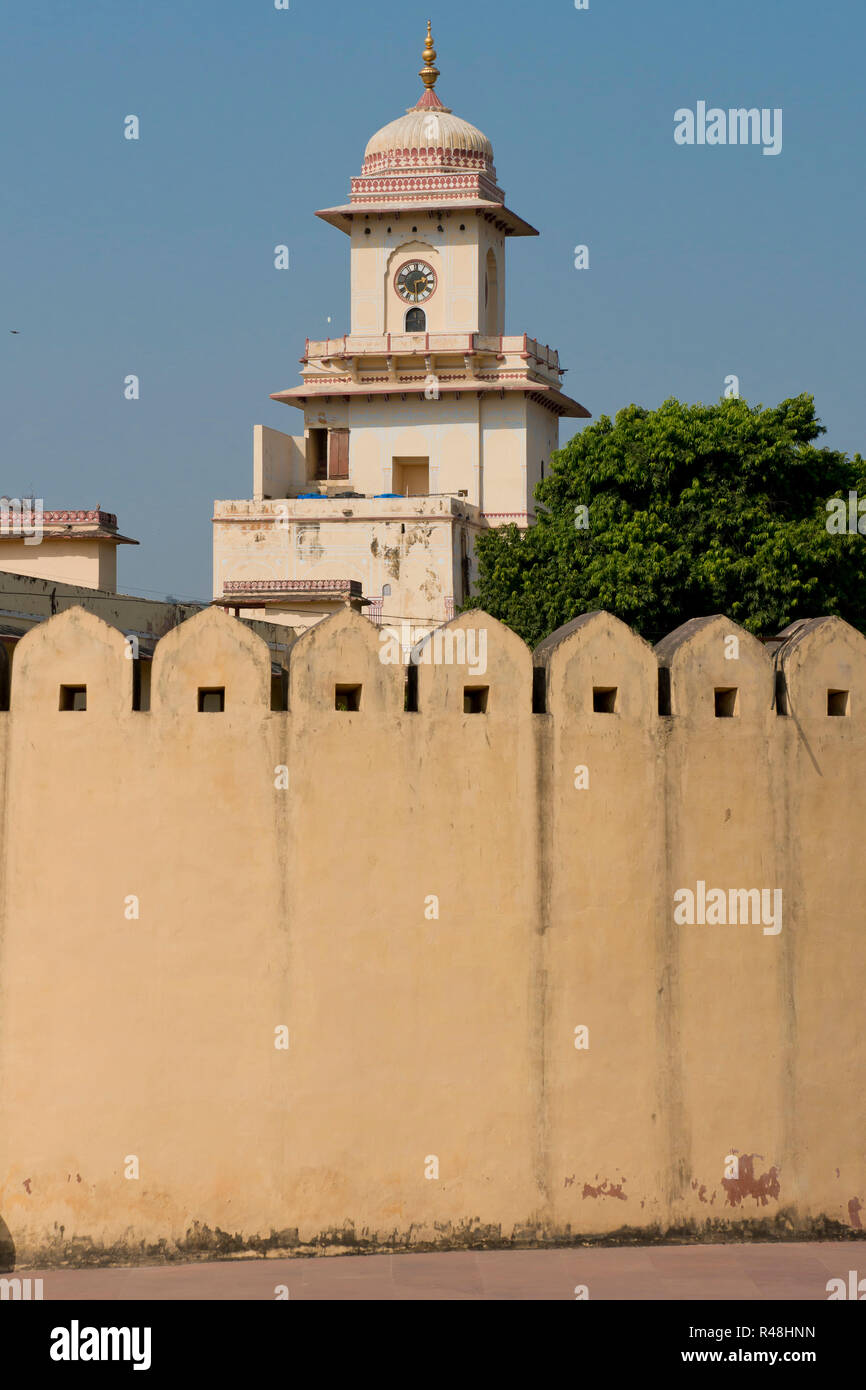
[{"left": 2, "top": 0, "right": 863, "bottom": 602}]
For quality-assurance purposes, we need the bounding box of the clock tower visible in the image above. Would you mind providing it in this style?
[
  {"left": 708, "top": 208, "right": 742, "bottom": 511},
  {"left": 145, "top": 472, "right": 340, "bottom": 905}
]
[{"left": 213, "top": 24, "right": 589, "bottom": 637}]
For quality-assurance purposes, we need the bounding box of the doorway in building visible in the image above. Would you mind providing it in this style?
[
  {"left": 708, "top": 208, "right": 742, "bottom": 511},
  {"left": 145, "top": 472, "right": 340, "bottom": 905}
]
[
  {"left": 306, "top": 428, "right": 328, "bottom": 482},
  {"left": 392, "top": 457, "right": 430, "bottom": 497}
]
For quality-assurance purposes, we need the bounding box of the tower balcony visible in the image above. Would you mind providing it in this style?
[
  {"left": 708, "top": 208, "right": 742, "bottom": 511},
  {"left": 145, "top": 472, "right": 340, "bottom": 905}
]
[{"left": 299, "top": 332, "right": 564, "bottom": 386}]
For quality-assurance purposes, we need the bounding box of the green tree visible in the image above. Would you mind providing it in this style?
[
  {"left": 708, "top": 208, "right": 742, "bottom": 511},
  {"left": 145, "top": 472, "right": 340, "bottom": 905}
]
[{"left": 467, "top": 395, "right": 866, "bottom": 646}]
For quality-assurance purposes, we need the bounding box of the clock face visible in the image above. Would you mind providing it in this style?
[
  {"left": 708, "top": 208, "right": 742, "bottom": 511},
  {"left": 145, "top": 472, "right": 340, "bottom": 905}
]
[{"left": 395, "top": 260, "right": 437, "bottom": 304}]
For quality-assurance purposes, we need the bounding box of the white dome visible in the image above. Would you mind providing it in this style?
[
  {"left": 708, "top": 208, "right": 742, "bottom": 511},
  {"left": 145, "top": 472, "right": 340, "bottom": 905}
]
[
  {"left": 347, "top": 27, "right": 502, "bottom": 200},
  {"left": 364, "top": 108, "right": 494, "bottom": 171}
]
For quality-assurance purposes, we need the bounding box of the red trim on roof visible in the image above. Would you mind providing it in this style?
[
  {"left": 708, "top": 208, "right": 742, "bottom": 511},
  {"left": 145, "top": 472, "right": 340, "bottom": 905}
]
[{"left": 413, "top": 89, "right": 447, "bottom": 111}]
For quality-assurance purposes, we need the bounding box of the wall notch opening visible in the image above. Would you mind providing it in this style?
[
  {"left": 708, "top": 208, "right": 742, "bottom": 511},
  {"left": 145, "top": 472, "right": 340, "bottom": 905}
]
[
  {"left": 658, "top": 668, "right": 672, "bottom": 716},
  {"left": 593, "top": 686, "right": 617, "bottom": 714},
  {"left": 464, "top": 686, "right": 488, "bottom": 715},
  {"left": 405, "top": 665, "right": 419, "bottom": 713},
  {"left": 715, "top": 687, "right": 739, "bottom": 718},
  {"left": 59, "top": 684, "right": 87, "bottom": 711},
  {"left": 198, "top": 687, "right": 225, "bottom": 713},
  {"left": 532, "top": 667, "right": 547, "bottom": 714},
  {"left": 271, "top": 670, "right": 288, "bottom": 712},
  {"left": 828, "top": 689, "right": 849, "bottom": 716},
  {"left": 335, "top": 684, "right": 362, "bottom": 712}
]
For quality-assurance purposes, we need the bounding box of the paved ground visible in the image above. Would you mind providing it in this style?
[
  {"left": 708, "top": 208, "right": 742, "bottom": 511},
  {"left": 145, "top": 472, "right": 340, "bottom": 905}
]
[{"left": 15, "top": 1242, "right": 862, "bottom": 1299}]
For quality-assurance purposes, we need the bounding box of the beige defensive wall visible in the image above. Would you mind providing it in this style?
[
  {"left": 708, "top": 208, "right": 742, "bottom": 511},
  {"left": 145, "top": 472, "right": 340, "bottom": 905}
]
[{"left": 0, "top": 603, "right": 863, "bottom": 1267}]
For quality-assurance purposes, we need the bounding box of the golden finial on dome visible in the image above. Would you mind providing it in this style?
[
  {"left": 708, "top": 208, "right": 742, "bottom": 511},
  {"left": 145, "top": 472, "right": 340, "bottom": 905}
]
[{"left": 419, "top": 20, "right": 439, "bottom": 90}]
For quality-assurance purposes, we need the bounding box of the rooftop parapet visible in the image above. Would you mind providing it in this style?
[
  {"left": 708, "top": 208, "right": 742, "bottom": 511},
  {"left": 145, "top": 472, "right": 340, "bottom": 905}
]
[
  {"left": 2, "top": 605, "right": 865, "bottom": 726},
  {"left": 213, "top": 495, "right": 483, "bottom": 521}
]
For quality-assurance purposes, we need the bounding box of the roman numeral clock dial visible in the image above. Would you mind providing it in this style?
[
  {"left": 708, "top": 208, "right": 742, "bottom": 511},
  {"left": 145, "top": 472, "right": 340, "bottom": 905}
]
[{"left": 395, "top": 260, "right": 437, "bottom": 303}]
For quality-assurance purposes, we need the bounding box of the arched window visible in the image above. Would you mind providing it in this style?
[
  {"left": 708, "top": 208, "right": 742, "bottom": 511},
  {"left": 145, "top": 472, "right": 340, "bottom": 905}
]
[{"left": 405, "top": 307, "right": 426, "bottom": 332}]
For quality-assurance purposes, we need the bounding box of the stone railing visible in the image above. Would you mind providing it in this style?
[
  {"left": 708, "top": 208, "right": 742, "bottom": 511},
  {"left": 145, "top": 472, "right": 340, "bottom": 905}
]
[{"left": 302, "top": 333, "right": 561, "bottom": 373}]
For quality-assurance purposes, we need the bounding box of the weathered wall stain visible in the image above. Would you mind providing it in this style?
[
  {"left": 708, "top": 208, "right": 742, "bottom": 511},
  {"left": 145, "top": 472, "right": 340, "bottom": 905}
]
[
  {"left": 722, "top": 1154, "right": 782, "bottom": 1209},
  {"left": 296, "top": 522, "right": 324, "bottom": 562},
  {"left": 582, "top": 1180, "right": 628, "bottom": 1202},
  {"left": 10, "top": 1211, "right": 866, "bottom": 1270}
]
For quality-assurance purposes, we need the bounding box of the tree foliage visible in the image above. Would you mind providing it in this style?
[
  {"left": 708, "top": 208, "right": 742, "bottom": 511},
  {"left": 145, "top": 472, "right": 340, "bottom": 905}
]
[{"left": 468, "top": 395, "right": 866, "bottom": 646}]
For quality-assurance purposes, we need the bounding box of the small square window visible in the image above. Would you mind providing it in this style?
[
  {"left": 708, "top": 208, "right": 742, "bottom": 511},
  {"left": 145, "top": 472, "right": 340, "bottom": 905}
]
[
  {"left": 198, "top": 687, "right": 225, "bottom": 713},
  {"left": 715, "top": 687, "right": 738, "bottom": 718},
  {"left": 59, "top": 685, "right": 86, "bottom": 711},
  {"left": 593, "top": 686, "right": 617, "bottom": 714},
  {"left": 828, "top": 689, "right": 849, "bottom": 717},
  {"left": 464, "top": 686, "right": 489, "bottom": 714},
  {"left": 335, "top": 684, "right": 362, "bottom": 712}
]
